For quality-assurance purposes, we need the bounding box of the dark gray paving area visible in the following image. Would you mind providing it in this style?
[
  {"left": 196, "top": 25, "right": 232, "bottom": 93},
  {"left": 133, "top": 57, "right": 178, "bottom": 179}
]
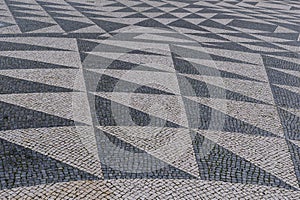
[{"left": 0, "top": 0, "right": 300, "bottom": 199}]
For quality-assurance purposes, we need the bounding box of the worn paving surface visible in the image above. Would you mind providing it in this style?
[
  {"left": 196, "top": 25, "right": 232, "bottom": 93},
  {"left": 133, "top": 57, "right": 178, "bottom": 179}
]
[{"left": 0, "top": 0, "right": 300, "bottom": 199}]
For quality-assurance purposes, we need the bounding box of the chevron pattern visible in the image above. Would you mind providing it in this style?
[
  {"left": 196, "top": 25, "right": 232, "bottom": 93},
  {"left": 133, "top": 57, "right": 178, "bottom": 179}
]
[{"left": 0, "top": 0, "right": 300, "bottom": 198}]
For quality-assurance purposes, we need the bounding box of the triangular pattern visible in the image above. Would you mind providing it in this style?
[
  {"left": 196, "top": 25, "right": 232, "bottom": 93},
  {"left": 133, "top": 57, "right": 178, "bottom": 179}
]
[
  {"left": 266, "top": 67, "right": 300, "bottom": 88},
  {"left": 53, "top": 18, "right": 94, "bottom": 32},
  {"left": 0, "top": 55, "right": 76, "bottom": 70},
  {"left": 96, "top": 75, "right": 174, "bottom": 95},
  {"left": 14, "top": 18, "right": 56, "bottom": 33},
  {"left": 96, "top": 128, "right": 196, "bottom": 179},
  {"left": 0, "top": 21, "right": 14, "bottom": 29},
  {"left": 0, "top": 74, "right": 73, "bottom": 94},
  {"left": 0, "top": 100, "right": 81, "bottom": 131},
  {"left": 94, "top": 95, "right": 180, "bottom": 128},
  {"left": 135, "top": 18, "right": 171, "bottom": 29},
  {"left": 169, "top": 19, "right": 208, "bottom": 31},
  {"left": 182, "top": 97, "right": 278, "bottom": 137},
  {"left": 177, "top": 74, "right": 267, "bottom": 104},
  {"left": 270, "top": 84, "right": 300, "bottom": 109},
  {"left": 0, "top": 137, "right": 98, "bottom": 190},
  {"left": 0, "top": 40, "right": 70, "bottom": 51},
  {"left": 196, "top": 129, "right": 298, "bottom": 187},
  {"left": 286, "top": 140, "right": 300, "bottom": 186},
  {"left": 278, "top": 107, "right": 300, "bottom": 140},
  {"left": 0, "top": 0, "right": 300, "bottom": 196},
  {"left": 192, "top": 131, "right": 295, "bottom": 190},
  {"left": 172, "top": 55, "right": 260, "bottom": 82},
  {"left": 97, "top": 125, "right": 200, "bottom": 177},
  {"left": 92, "top": 19, "right": 128, "bottom": 33}
]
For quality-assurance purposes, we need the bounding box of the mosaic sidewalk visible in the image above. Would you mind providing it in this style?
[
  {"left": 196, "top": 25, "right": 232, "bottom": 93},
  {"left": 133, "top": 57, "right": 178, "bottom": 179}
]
[{"left": 0, "top": 0, "right": 300, "bottom": 199}]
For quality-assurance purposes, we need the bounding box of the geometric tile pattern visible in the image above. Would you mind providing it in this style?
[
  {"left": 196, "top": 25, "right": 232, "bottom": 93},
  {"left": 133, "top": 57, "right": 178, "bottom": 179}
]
[{"left": 0, "top": 0, "right": 300, "bottom": 198}]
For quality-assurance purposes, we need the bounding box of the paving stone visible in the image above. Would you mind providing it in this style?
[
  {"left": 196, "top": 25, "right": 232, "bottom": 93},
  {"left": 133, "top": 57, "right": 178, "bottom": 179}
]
[{"left": 0, "top": 0, "right": 300, "bottom": 198}]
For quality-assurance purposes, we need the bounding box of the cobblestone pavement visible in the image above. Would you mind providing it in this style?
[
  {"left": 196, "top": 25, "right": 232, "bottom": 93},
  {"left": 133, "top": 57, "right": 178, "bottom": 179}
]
[{"left": 0, "top": 0, "right": 300, "bottom": 199}]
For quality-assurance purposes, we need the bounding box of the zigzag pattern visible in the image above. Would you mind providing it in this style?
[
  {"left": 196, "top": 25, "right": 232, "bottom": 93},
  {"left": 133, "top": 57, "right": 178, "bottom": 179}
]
[{"left": 0, "top": 0, "right": 300, "bottom": 198}]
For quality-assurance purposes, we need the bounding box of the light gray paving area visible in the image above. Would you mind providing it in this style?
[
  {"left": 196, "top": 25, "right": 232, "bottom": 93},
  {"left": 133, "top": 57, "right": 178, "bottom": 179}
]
[{"left": 0, "top": 0, "right": 300, "bottom": 199}]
